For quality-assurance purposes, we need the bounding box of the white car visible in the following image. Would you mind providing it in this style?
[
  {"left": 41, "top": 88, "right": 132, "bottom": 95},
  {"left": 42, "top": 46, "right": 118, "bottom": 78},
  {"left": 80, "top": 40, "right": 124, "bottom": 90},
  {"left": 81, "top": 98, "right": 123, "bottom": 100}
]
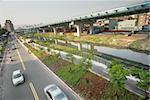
[
  {"left": 44, "top": 84, "right": 68, "bottom": 100},
  {"left": 12, "top": 70, "right": 25, "bottom": 86}
]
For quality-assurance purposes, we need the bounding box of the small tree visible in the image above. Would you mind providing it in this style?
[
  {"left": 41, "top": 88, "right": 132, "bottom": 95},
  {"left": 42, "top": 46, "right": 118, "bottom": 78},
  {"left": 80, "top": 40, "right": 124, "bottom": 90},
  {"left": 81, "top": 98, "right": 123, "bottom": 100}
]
[
  {"left": 130, "top": 67, "right": 150, "bottom": 100},
  {"left": 50, "top": 50, "right": 56, "bottom": 55},
  {"left": 66, "top": 53, "right": 74, "bottom": 72},
  {"left": 55, "top": 52, "right": 61, "bottom": 58},
  {"left": 79, "top": 57, "right": 92, "bottom": 71},
  {"left": 79, "top": 49, "right": 94, "bottom": 71},
  {"left": 107, "top": 60, "right": 129, "bottom": 99},
  {"left": 0, "top": 28, "right": 7, "bottom": 35},
  {"left": 66, "top": 53, "right": 74, "bottom": 63}
]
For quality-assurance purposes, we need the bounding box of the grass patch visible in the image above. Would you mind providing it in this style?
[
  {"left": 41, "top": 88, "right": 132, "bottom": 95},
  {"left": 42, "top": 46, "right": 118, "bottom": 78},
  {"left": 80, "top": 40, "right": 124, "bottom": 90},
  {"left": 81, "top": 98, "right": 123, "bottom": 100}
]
[
  {"left": 24, "top": 43, "right": 47, "bottom": 59},
  {"left": 35, "top": 40, "right": 79, "bottom": 55},
  {"left": 100, "top": 82, "right": 142, "bottom": 100},
  {"left": 129, "top": 38, "right": 150, "bottom": 53},
  {"left": 56, "top": 63, "right": 87, "bottom": 87},
  {"left": 42, "top": 55, "right": 71, "bottom": 72}
]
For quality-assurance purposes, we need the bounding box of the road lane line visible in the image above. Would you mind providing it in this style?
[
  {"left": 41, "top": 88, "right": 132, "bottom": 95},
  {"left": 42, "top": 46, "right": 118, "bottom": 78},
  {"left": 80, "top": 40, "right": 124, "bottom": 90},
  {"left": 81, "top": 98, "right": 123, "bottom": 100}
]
[
  {"left": 15, "top": 44, "right": 26, "bottom": 70},
  {"left": 29, "top": 82, "right": 40, "bottom": 100},
  {"left": 15, "top": 42, "right": 40, "bottom": 100},
  {"left": 18, "top": 38, "right": 82, "bottom": 99}
]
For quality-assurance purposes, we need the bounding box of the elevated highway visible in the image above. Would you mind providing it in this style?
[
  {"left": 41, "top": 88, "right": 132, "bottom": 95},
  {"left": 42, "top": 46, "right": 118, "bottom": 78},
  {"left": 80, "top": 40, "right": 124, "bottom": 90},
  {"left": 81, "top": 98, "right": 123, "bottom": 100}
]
[{"left": 27, "top": 2, "right": 150, "bottom": 36}]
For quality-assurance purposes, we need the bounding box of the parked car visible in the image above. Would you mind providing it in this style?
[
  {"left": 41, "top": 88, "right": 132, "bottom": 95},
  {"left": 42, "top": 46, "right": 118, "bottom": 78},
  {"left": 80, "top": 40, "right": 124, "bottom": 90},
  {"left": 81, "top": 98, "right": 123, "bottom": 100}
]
[
  {"left": 12, "top": 70, "right": 25, "bottom": 86},
  {"left": 44, "top": 84, "right": 68, "bottom": 100},
  {"left": 27, "top": 39, "right": 34, "bottom": 43},
  {"left": 12, "top": 45, "right": 16, "bottom": 50}
]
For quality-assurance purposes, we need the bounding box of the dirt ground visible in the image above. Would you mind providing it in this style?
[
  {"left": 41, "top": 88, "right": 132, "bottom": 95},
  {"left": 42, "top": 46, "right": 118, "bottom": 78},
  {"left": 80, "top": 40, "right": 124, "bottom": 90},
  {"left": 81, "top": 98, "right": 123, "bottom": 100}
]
[
  {"left": 78, "top": 34, "right": 147, "bottom": 46},
  {"left": 36, "top": 32, "right": 148, "bottom": 48},
  {"left": 75, "top": 72, "right": 108, "bottom": 100}
]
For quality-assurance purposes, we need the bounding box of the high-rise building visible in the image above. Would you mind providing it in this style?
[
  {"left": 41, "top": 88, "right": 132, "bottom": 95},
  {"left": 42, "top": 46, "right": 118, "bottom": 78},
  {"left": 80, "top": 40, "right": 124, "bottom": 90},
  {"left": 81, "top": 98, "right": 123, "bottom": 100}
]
[{"left": 4, "top": 20, "right": 14, "bottom": 32}]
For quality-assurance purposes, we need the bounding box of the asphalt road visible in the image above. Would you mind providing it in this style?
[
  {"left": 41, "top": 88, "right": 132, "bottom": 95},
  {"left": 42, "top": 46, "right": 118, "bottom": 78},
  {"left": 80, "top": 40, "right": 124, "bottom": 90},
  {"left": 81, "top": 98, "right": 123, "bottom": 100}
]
[{"left": 2, "top": 35, "right": 81, "bottom": 100}]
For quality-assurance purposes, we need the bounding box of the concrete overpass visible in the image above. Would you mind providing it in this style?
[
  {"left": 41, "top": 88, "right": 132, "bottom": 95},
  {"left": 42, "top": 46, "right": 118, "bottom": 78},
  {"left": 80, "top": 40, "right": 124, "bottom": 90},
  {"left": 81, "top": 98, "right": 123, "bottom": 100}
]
[{"left": 31, "top": 2, "right": 150, "bottom": 36}]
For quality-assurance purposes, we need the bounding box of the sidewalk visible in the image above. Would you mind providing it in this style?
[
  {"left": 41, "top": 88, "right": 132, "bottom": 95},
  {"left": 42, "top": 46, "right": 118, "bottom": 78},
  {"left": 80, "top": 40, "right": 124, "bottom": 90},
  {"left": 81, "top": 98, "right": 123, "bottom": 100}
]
[{"left": 0, "top": 45, "right": 7, "bottom": 100}]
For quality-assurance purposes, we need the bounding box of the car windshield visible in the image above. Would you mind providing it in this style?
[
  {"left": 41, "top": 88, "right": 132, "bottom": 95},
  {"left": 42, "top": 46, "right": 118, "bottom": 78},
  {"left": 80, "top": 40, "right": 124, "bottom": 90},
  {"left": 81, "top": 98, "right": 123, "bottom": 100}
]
[
  {"left": 14, "top": 74, "right": 21, "bottom": 79},
  {"left": 54, "top": 93, "right": 65, "bottom": 100}
]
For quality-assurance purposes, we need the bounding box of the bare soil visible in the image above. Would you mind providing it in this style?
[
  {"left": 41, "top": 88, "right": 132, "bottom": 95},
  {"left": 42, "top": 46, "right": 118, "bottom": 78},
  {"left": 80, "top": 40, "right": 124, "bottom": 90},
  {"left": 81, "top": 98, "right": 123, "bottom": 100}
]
[{"left": 75, "top": 72, "right": 108, "bottom": 100}]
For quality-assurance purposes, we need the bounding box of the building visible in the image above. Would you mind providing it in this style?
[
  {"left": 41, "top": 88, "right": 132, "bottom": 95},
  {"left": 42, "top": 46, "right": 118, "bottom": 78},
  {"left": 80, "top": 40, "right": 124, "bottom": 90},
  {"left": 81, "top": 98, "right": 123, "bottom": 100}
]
[
  {"left": 4, "top": 20, "right": 14, "bottom": 32},
  {"left": 118, "top": 19, "right": 137, "bottom": 30},
  {"left": 104, "top": 19, "right": 118, "bottom": 30},
  {"left": 137, "top": 13, "right": 150, "bottom": 27},
  {"left": 95, "top": 19, "right": 118, "bottom": 30}
]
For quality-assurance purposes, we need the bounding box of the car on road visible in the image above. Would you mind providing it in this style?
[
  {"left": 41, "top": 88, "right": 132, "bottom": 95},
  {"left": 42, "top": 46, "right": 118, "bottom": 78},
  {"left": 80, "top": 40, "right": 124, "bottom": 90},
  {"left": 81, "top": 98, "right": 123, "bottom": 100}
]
[
  {"left": 12, "top": 45, "right": 16, "bottom": 50},
  {"left": 12, "top": 70, "right": 25, "bottom": 86},
  {"left": 28, "top": 39, "right": 34, "bottom": 43},
  {"left": 44, "top": 84, "right": 68, "bottom": 100}
]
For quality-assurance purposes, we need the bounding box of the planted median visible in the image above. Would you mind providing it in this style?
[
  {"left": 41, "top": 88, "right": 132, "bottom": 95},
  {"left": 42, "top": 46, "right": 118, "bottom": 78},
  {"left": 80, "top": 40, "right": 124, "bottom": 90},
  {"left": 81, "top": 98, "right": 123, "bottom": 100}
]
[
  {"left": 25, "top": 33, "right": 149, "bottom": 54},
  {"left": 34, "top": 40, "right": 81, "bottom": 55},
  {"left": 24, "top": 43, "right": 143, "bottom": 100}
]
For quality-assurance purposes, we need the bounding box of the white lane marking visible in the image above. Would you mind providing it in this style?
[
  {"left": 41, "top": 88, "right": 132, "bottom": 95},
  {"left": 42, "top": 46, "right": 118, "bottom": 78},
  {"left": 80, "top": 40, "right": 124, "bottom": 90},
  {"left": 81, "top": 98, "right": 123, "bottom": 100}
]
[
  {"left": 18, "top": 39, "right": 82, "bottom": 100},
  {"left": 15, "top": 44, "right": 26, "bottom": 70},
  {"left": 14, "top": 39, "right": 40, "bottom": 100},
  {"left": 29, "top": 82, "right": 40, "bottom": 100},
  {"left": 34, "top": 54, "right": 82, "bottom": 99}
]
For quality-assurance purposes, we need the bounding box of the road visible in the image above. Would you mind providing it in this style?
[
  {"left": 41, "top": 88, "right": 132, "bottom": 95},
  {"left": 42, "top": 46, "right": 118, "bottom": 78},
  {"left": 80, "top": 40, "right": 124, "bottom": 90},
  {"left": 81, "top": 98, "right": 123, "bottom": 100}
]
[{"left": 2, "top": 35, "right": 81, "bottom": 100}]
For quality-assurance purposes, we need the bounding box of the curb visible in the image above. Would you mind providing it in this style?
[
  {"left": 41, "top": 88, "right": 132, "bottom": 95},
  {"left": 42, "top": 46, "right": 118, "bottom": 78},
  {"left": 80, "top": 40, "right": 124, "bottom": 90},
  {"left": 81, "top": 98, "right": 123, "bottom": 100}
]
[
  {"left": 17, "top": 39, "right": 83, "bottom": 100},
  {"left": 30, "top": 41, "right": 147, "bottom": 99}
]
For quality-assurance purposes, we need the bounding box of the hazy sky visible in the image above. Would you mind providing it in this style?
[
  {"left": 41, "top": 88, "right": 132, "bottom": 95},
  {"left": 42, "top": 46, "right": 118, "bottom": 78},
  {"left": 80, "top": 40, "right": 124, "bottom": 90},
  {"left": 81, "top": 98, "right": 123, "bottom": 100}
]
[{"left": 0, "top": 0, "right": 149, "bottom": 28}]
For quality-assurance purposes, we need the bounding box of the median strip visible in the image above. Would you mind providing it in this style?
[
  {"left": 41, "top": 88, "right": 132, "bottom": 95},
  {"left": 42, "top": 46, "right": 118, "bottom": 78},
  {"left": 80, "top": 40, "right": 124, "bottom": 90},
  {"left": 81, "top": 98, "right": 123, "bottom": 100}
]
[
  {"left": 29, "top": 82, "right": 39, "bottom": 100},
  {"left": 15, "top": 44, "right": 26, "bottom": 70}
]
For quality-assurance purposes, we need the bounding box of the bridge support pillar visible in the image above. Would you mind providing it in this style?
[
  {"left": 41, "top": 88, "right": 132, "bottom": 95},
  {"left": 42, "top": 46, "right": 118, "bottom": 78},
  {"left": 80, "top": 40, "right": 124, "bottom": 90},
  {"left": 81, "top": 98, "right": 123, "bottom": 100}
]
[
  {"left": 53, "top": 27, "right": 57, "bottom": 35},
  {"left": 75, "top": 24, "right": 82, "bottom": 37},
  {"left": 42, "top": 29, "right": 45, "bottom": 33},
  {"left": 36, "top": 29, "right": 40, "bottom": 33},
  {"left": 69, "top": 21, "right": 83, "bottom": 37},
  {"left": 89, "top": 24, "right": 93, "bottom": 34}
]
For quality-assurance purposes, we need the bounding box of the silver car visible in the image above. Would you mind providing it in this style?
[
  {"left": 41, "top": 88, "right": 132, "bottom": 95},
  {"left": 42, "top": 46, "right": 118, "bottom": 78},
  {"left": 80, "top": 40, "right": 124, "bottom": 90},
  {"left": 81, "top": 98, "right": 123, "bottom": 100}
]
[{"left": 44, "top": 84, "right": 68, "bottom": 100}]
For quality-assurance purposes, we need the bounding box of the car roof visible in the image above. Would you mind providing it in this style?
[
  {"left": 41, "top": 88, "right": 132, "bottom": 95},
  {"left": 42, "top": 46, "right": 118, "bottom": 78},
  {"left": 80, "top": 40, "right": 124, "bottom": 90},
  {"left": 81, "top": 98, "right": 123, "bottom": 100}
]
[
  {"left": 13, "top": 70, "right": 21, "bottom": 75},
  {"left": 46, "top": 84, "right": 67, "bottom": 99},
  {"left": 48, "top": 84, "right": 62, "bottom": 96}
]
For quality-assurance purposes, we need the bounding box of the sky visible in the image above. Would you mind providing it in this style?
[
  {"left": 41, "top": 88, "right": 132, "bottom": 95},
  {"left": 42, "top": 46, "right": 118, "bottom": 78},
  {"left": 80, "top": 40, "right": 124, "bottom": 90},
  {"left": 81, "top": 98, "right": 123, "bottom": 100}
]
[{"left": 0, "top": 0, "right": 149, "bottom": 28}]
